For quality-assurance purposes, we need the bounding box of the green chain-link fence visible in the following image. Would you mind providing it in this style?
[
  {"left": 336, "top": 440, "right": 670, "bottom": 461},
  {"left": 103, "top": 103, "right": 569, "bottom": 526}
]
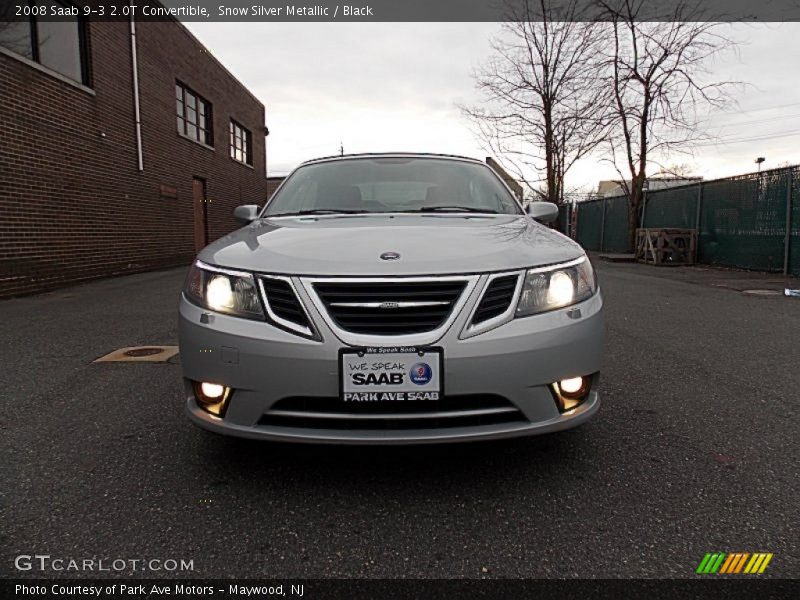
[
  {"left": 644, "top": 184, "right": 699, "bottom": 229},
  {"left": 575, "top": 199, "right": 603, "bottom": 250},
  {"left": 793, "top": 168, "right": 800, "bottom": 277},
  {"left": 557, "top": 204, "right": 570, "bottom": 235},
  {"left": 563, "top": 166, "right": 799, "bottom": 276},
  {"left": 603, "top": 195, "right": 630, "bottom": 253}
]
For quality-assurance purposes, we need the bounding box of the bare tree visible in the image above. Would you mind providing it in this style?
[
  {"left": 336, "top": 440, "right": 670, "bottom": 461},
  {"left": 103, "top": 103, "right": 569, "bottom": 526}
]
[
  {"left": 461, "top": 0, "right": 610, "bottom": 205},
  {"left": 597, "top": 0, "right": 739, "bottom": 249},
  {"left": 657, "top": 163, "right": 697, "bottom": 178}
]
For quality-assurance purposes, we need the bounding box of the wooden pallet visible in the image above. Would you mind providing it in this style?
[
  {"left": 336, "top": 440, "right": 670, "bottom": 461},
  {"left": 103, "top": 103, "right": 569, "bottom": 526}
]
[{"left": 635, "top": 228, "right": 697, "bottom": 266}]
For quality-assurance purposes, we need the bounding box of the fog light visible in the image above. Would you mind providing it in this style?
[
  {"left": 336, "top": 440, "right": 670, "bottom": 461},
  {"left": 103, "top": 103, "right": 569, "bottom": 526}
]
[
  {"left": 552, "top": 375, "right": 592, "bottom": 412},
  {"left": 200, "top": 382, "right": 225, "bottom": 399},
  {"left": 193, "top": 381, "right": 231, "bottom": 417},
  {"left": 559, "top": 377, "right": 584, "bottom": 395}
]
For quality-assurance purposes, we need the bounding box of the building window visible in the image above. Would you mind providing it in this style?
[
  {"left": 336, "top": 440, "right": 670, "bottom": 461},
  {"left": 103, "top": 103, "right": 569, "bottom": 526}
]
[
  {"left": 176, "top": 82, "right": 213, "bottom": 147},
  {"left": 0, "top": 1, "right": 89, "bottom": 86},
  {"left": 230, "top": 120, "right": 252, "bottom": 166}
]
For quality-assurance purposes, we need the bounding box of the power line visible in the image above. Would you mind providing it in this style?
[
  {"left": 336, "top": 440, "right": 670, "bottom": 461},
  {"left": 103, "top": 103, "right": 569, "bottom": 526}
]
[
  {"left": 694, "top": 129, "right": 800, "bottom": 147},
  {"left": 700, "top": 101, "right": 800, "bottom": 122},
  {"left": 711, "top": 112, "right": 800, "bottom": 128},
  {"left": 734, "top": 101, "right": 800, "bottom": 113}
]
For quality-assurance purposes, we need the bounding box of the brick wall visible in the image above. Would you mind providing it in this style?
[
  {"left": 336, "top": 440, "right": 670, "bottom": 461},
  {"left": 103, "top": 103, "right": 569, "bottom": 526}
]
[
  {"left": 0, "top": 18, "right": 267, "bottom": 298},
  {"left": 266, "top": 176, "right": 286, "bottom": 201}
]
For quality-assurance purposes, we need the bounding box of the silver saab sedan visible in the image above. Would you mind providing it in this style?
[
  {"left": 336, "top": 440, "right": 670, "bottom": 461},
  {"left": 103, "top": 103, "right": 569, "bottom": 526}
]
[{"left": 179, "top": 154, "right": 604, "bottom": 444}]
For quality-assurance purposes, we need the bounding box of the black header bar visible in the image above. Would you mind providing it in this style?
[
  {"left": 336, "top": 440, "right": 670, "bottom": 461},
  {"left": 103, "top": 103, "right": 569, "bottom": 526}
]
[
  {"left": 3, "top": 0, "right": 800, "bottom": 22},
  {"left": 3, "top": 578, "right": 800, "bottom": 600}
]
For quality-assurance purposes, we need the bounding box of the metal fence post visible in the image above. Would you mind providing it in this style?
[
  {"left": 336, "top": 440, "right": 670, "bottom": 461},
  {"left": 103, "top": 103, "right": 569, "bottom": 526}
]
[
  {"left": 784, "top": 169, "right": 793, "bottom": 275},
  {"left": 572, "top": 202, "right": 578, "bottom": 241},
  {"left": 599, "top": 197, "right": 608, "bottom": 252},
  {"left": 640, "top": 188, "right": 648, "bottom": 229},
  {"left": 695, "top": 182, "right": 703, "bottom": 263}
]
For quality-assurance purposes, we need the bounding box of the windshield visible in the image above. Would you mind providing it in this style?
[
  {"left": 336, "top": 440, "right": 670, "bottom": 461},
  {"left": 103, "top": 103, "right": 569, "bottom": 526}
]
[{"left": 263, "top": 157, "right": 523, "bottom": 217}]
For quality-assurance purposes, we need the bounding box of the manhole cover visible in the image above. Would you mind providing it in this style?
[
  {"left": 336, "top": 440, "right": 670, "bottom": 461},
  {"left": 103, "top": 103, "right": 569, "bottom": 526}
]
[
  {"left": 741, "top": 289, "right": 781, "bottom": 296},
  {"left": 94, "top": 345, "right": 180, "bottom": 363},
  {"left": 123, "top": 347, "right": 165, "bottom": 357}
]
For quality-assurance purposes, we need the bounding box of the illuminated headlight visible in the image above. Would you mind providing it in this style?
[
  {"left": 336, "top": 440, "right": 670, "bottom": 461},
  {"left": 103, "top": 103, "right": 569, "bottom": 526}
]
[
  {"left": 516, "top": 256, "right": 596, "bottom": 317},
  {"left": 184, "top": 261, "right": 264, "bottom": 320}
]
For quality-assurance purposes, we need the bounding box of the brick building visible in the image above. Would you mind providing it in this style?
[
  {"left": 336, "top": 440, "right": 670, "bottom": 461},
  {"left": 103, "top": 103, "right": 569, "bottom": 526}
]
[
  {"left": 486, "top": 157, "right": 523, "bottom": 201},
  {"left": 266, "top": 175, "right": 286, "bottom": 200},
  {"left": 0, "top": 4, "right": 268, "bottom": 297}
]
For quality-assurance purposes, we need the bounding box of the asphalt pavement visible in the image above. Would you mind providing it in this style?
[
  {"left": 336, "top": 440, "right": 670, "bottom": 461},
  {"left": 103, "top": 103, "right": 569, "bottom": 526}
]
[{"left": 2, "top": 261, "right": 798, "bottom": 579}]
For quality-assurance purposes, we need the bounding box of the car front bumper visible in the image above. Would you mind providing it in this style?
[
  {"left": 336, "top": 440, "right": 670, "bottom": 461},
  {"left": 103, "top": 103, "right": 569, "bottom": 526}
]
[{"left": 178, "top": 287, "right": 605, "bottom": 444}]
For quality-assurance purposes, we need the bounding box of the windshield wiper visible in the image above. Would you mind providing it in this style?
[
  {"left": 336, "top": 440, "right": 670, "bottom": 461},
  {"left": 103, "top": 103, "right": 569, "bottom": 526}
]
[
  {"left": 414, "top": 206, "right": 500, "bottom": 214},
  {"left": 267, "top": 209, "right": 370, "bottom": 217}
]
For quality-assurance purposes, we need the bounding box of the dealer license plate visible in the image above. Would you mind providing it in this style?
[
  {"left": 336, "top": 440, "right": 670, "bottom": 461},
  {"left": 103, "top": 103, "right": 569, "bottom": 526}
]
[{"left": 340, "top": 347, "right": 442, "bottom": 403}]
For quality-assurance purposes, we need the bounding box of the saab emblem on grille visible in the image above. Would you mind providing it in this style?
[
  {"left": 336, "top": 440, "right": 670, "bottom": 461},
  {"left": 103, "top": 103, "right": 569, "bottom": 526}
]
[
  {"left": 380, "top": 251, "right": 401, "bottom": 261},
  {"left": 379, "top": 301, "right": 400, "bottom": 309}
]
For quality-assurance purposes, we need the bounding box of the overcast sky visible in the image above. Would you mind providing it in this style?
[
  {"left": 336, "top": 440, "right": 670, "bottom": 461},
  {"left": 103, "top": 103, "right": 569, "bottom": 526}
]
[{"left": 186, "top": 21, "right": 800, "bottom": 191}]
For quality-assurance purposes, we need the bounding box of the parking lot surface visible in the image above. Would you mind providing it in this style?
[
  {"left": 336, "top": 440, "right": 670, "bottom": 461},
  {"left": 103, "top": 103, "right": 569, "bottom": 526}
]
[{"left": 2, "top": 261, "right": 798, "bottom": 578}]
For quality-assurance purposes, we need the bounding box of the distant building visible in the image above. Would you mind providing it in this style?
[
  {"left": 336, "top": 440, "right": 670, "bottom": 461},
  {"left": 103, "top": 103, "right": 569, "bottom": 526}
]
[
  {"left": 267, "top": 176, "right": 286, "bottom": 200},
  {"left": 597, "top": 176, "right": 703, "bottom": 197},
  {"left": 486, "top": 157, "right": 524, "bottom": 200},
  {"left": 0, "top": 3, "right": 268, "bottom": 297}
]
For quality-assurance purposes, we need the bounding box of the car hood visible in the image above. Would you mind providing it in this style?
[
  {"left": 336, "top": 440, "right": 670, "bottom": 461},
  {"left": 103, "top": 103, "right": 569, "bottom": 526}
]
[{"left": 198, "top": 214, "right": 584, "bottom": 276}]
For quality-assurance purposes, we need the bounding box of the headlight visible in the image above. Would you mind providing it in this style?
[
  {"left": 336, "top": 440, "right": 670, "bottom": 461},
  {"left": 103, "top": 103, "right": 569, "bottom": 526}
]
[
  {"left": 184, "top": 261, "right": 264, "bottom": 320},
  {"left": 516, "top": 256, "right": 596, "bottom": 317}
]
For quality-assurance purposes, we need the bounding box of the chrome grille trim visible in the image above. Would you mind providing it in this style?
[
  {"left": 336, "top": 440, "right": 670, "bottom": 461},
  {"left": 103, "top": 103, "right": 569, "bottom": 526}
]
[
  {"left": 461, "top": 271, "right": 524, "bottom": 339},
  {"left": 258, "top": 394, "right": 529, "bottom": 431},
  {"left": 328, "top": 300, "right": 450, "bottom": 308},
  {"left": 300, "top": 275, "right": 479, "bottom": 346},
  {"left": 257, "top": 275, "right": 317, "bottom": 338}
]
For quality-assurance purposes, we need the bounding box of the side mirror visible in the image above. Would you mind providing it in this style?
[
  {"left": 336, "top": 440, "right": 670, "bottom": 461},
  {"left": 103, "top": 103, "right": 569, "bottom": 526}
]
[
  {"left": 526, "top": 201, "right": 559, "bottom": 223},
  {"left": 233, "top": 204, "right": 260, "bottom": 224}
]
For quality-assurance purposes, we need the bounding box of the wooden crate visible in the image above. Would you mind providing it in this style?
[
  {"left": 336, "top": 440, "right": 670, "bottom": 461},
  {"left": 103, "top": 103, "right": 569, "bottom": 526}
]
[{"left": 635, "top": 228, "right": 697, "bottom": 266}]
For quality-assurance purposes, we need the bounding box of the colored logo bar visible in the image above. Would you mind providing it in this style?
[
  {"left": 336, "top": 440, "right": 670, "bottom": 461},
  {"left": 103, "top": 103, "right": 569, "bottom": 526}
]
[{"left": 696, "top": 552, "right": 773, "bottom": 574}]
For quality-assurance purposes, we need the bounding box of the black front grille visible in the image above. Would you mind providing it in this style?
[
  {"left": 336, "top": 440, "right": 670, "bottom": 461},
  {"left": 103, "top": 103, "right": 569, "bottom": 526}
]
[
  {"left": 472, "top": 275, "right": 519, "bottom": 324},
  {"left": 313, "top": 280, "right": 466, "bottom": 335},
  {"left": 260, "top": 277, "right": 309, "bottom": 328},
  {"left": 258, "top": 394, "right": 528, "bottom": 431},
  {"left": 269, "top": 394, "right": 514, "bottom": 414}
]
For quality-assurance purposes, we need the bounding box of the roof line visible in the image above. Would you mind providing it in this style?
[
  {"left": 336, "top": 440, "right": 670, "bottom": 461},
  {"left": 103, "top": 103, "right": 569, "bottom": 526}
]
[
  {"left": 163, "top": 12, "right": 265, "bottom": 110},
  {"left": 300, "top": 152, "right": 484, "bottom": 165}
]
